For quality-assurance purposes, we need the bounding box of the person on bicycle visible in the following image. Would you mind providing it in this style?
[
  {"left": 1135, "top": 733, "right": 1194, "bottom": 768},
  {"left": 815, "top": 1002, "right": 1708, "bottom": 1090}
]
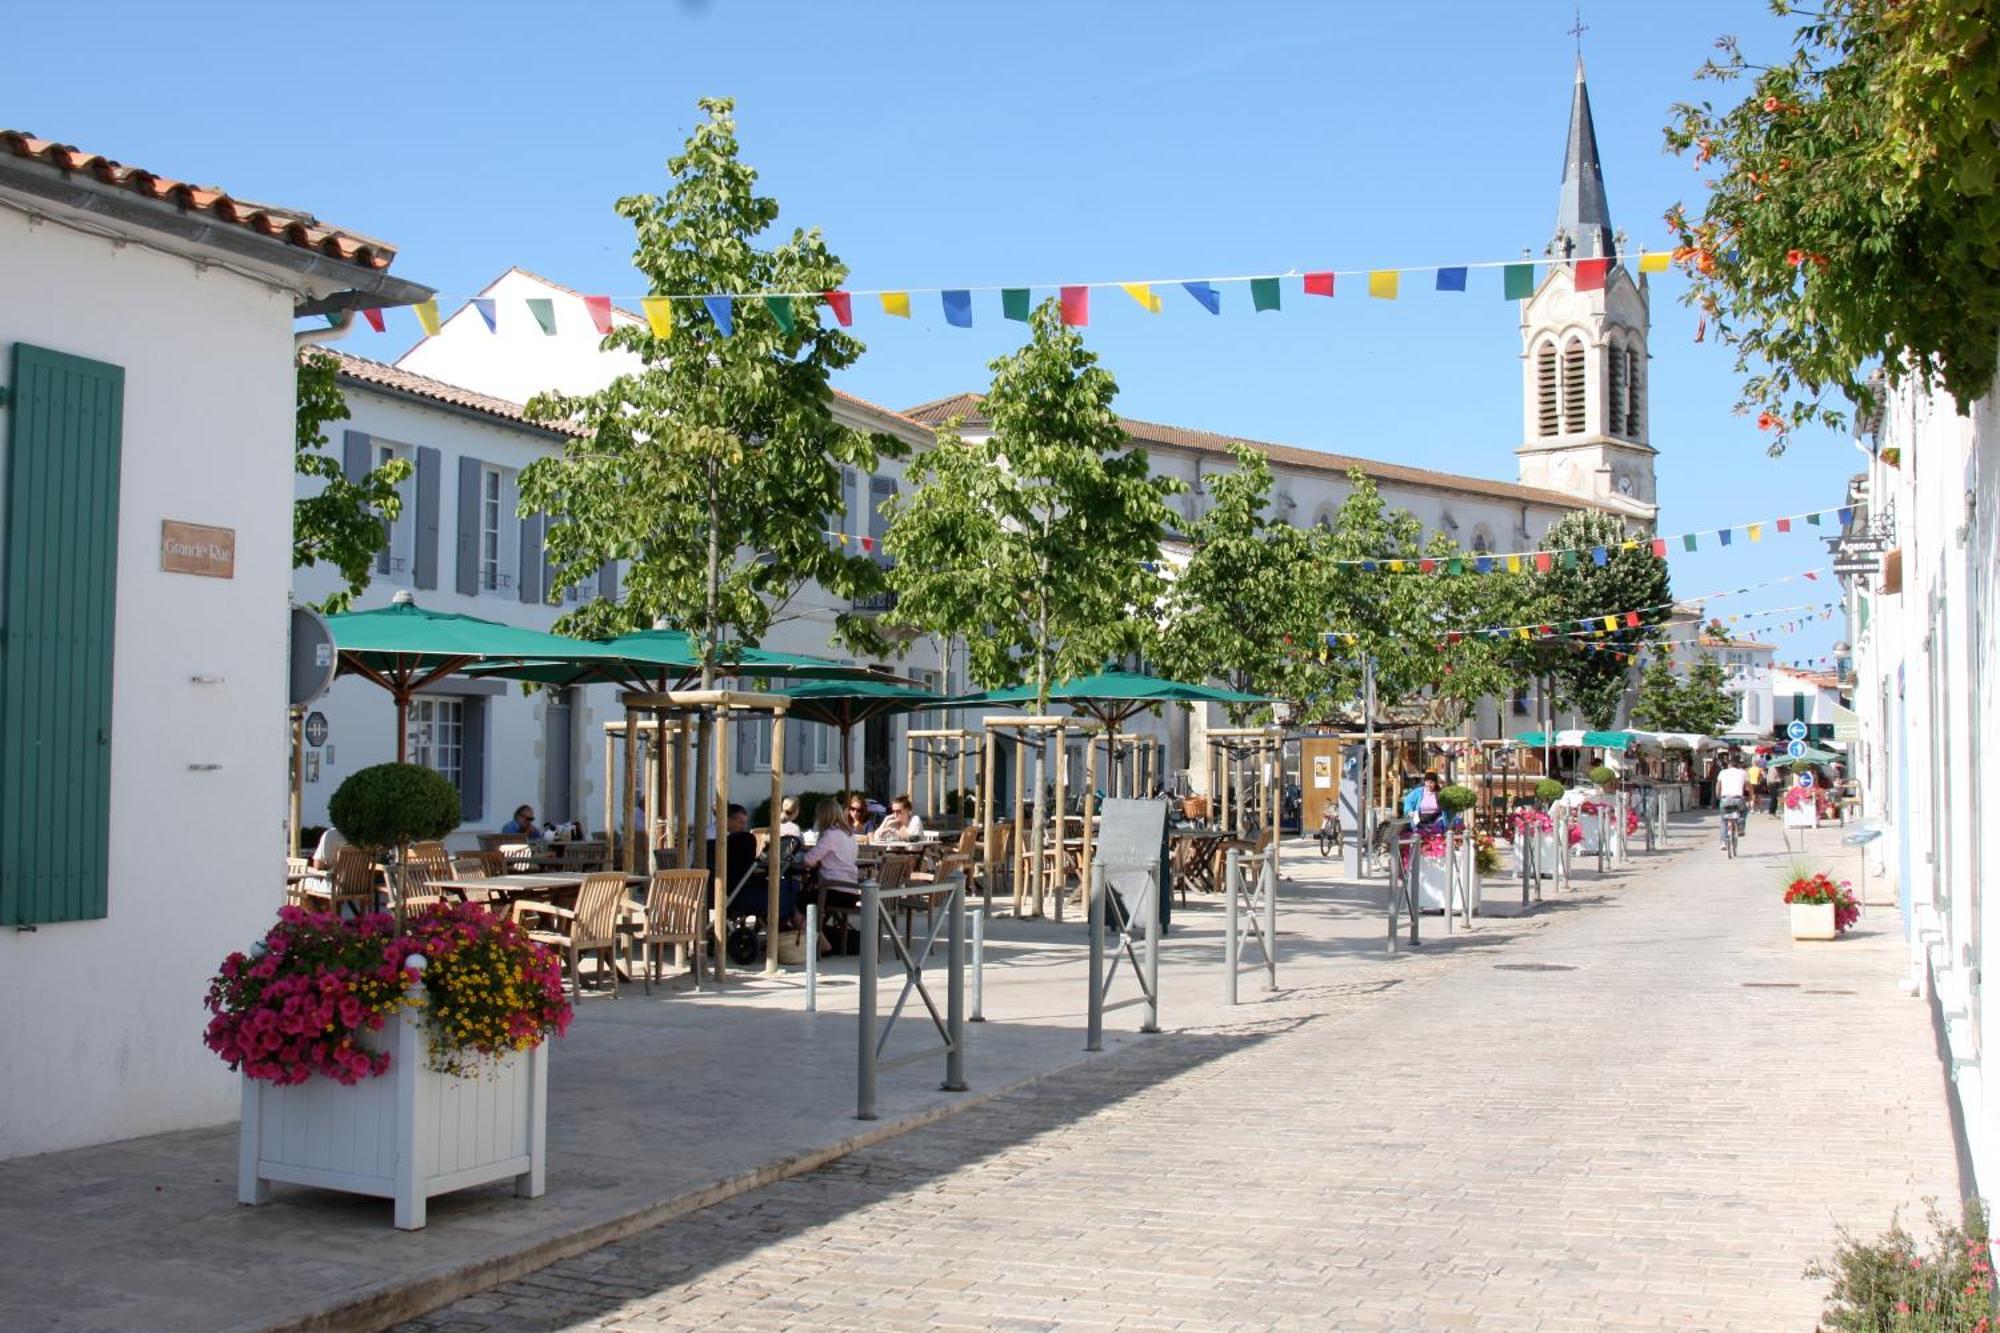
[{"left": 1715, "top": 755, "right": 1749, "bottom": 848}]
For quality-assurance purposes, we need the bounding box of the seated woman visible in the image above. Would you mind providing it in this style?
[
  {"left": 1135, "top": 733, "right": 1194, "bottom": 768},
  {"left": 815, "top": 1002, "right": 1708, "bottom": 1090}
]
[
  {"left": 1401, "top": 771, "right": 1446, "bottom": 829},
  {"left": 871, "top": 793, "right": 924, "bottom": 843},
  {"left": 844, "top": 793, "right": 877, "bottom": 838}
]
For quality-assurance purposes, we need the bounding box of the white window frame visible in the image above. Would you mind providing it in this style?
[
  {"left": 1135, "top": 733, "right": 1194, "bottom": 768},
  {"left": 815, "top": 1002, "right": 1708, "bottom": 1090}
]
[
  {"left": 477, "top": 464, "right": 521, "bottom": 598},
  {"left": 811, "top": 721, "right": 834, "bottom": 771},
  {"left": 374, "top": 441, "right": 415, "bottom": 583},
  {"left": 407, "top": 697, "right": 464, "bottom": 790}
]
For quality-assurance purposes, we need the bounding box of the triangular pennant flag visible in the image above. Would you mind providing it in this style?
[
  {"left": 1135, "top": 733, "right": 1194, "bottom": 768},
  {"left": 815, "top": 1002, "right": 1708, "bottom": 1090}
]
[
  {"left": 1181, "top": 281, "right": 1221, "bottom": 315},
  {"left": 822, "top": 290, "right": 853, "bottom": 327},
  {"left": 1574, "top": 258, "right": 1608, "bottom": 291},
  {"left": 1590, "top": 546, "right": 1609, "bottom": 566},
  {"left": 1747, "top": 522, "right": 1762, "bottom": 542},
  {"left": 413, "top": 299, "right": 442, "bottom": 336},
  {"left": 1806, "top": 511, "right": 1823, "bottom": 526},
  {"left": 703, "top": 296, "right": 734, "bottom": 335},
  {"left": 1059, "top": 286, "right": 1089, "bottom": 325},
  {"left": 1250, "top": 277, "right": 1281, "bottom": 312},
  {"left": 1517, "top": 627, "right": 1532, "bottom": 641},
  {"left": 1001, "top": 288, "right": 1031, "bottom": 321},
  {"left": 1360, "top": 560, "right": 1378, "bottom": 573},
  {"left": 1533, "top": 552, "right": 1553, "bottom": 573},
  {"left": 361, "top": 308, "right": 386, "bottom": 333},
  {"left": 1776, "top": 516, "right": 1792, "bottom": 533},
  {"left": 584, "top": 295, "right": 614, "bottom": 335},
  {"left": 1683, "top": 532, "right": 1699, "bottom": 552},
  {"left": 1639, "top": 252, "right": 1671, "bottom": 274},
  {"left": 1719, "top": 528, "right": 1733, "bottom": 546},
  {"left": 1804, "top": 570, "right": 1819, "bottom": 580},
  {"left": 859, "top": 536, "right": 874, "bottom": 553},
  {"left": 526, "top": 298, "right": 557, "bottom": 335},
  {"left": 1387, "top": 559, "right": 1405, "bottom": 573},
  {"left": 1650, "top": 538, "right": 1668, "bottom": 558},
  {"left": 1119, "top": 283, "right": 1161, "bottom": 313},
  {"left": 880, "top": 291, "right": 911, "bottom": 319},
  {"left": 836, "top": 532, "right": 849, "bottom": 547},
  {"left": 1435, "top": 267, "right": 1468, "bottom": 292},
  {"left": 472, "top": 298, "right": 497, "bottom": 332},
  {"left": 641, "top": 296, "right": 675, "bottom": 337},
  {"left": 765, "top": 295, "right": 796, "bottom": 334},
  {"left": 1504, "top": 263, "right": 1536, "bottom": 299},
  {"left": 1367, "top": 270, "right": 1399, "bottom": 300},
  {"left": 1446, "top": 558, "right": 1463, "bottom": 575},
  {"left": 941, "top": 290, "right": 973, "bottom": 328},
  {"left": 1303, "top": 272, "right": 1335, "bottom": 297}
]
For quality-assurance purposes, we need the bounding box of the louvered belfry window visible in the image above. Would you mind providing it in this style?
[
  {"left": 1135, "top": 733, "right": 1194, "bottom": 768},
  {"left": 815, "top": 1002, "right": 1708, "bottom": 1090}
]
[
  {"left": 1625, "top": 349, "right": 1644, "bottom": 437},
  {"left": 1536, "top": 343, "right": 1559, "bottom": 436},
  {"left": 1562, "top": 339, "right": 1586, "bottom": 434},
  {"left": 1608, "top": 341, "right": 1628, "bottom": 438}
]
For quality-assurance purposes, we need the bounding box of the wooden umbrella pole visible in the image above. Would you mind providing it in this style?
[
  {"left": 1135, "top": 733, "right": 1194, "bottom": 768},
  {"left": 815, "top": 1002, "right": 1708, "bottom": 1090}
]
[
  {"left": 1012, "top": 732, "right": 1029, "bottom": 917},
  {"left": 712, "top": 705, "right": 730, "bottom": 982},
  {"left": 767, "top": 710, "right": 785, "bottom": 975},
  {"left": 674, "top": 717, "right": 692, "bottom": 869},
  {"left": 396, "top": 692, "right": 410, "bottom": 764},
  {"left": 654, "top": 707, "right": 669, "bottom": 867},
  {"left": 600, "top": 724, "right": 614, "bottom": 856},
  {"left": 1051, "top": 723, "right": 1068, "bottom": 923},
  {"left": 622, "top": 703, "right": 640, "bottom": 875}
]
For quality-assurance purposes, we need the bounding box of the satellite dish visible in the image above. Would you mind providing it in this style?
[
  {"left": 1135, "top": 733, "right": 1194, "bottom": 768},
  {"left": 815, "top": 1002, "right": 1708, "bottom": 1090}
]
[{"left": 289, "top": 603, "right": 337, "bottom": 708}]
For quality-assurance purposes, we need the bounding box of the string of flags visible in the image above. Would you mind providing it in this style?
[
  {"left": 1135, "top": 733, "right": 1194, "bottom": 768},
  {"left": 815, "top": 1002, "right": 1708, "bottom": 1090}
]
[
  {"left": 1339, "top": 505, "right": 1853, "bottom": 573},
  {"left": 349, "top": 248, "right": 1683, "bottom": 340}
]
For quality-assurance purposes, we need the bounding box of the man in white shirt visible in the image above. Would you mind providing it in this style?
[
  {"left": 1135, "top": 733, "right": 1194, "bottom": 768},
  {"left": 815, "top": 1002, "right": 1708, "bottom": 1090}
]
[{"left": 1715, "top": 757, "right": 1749, "bottom": 847}]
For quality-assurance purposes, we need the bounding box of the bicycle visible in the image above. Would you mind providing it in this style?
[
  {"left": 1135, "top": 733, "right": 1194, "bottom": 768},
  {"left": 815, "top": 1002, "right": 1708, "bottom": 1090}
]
[
  {"left": 1721, "top": 800, "right": 1746, "bottom": 858},
  {"left": 1316, "top": 818, "right": 1342, "bottom": 859}
]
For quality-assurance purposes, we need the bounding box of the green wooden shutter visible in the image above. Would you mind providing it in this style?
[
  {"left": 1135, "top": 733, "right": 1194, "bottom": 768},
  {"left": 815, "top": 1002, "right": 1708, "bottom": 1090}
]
[{"left": 1, "top": 344, "right": 124, "bottom": 925}]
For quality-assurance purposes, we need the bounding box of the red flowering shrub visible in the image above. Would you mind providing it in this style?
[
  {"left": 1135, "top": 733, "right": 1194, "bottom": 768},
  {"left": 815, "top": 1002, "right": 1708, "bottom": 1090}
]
[
  {"left": 1511, "top": 809, "right": 1554, "bottom": 837},
  {"left": 1784, "top": 870, "right": 1860, "bottom": 933}
]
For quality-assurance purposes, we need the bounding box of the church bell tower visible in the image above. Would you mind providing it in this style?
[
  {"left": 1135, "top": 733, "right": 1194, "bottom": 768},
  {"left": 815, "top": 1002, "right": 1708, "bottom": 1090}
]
[{"left": 1515, "top": 59, "right": 1658, "bottom": 519}]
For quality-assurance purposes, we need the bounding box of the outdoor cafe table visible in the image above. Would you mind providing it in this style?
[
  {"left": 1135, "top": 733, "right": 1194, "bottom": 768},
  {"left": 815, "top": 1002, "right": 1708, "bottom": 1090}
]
[
  {"left": 427, "top": 872, "right": 643, "bottom": 909},
  {"left": 1170, "top": 828, "right": 1232, "bottom": 895}
]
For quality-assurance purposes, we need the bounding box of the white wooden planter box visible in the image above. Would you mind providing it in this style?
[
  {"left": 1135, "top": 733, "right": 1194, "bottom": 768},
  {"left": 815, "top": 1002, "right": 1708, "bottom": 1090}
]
[
  {"left": 1790, "top": 901, "right": 1837, "bottom": 940},
  {"left": 237, "top": 994, "right": 548, "bottom": 1230},
  {"left": 1416, "top": 852, "right": 1451, "bottom": 911},
  {"left": 1784, "top": 804, "right": 1819, "bottom": 830}
]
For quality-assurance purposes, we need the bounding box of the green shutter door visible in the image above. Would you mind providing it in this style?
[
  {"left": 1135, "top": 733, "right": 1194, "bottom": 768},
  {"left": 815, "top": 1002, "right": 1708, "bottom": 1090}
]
[{"left": 1, "top": 343, "right": 123, "bottom": 925}]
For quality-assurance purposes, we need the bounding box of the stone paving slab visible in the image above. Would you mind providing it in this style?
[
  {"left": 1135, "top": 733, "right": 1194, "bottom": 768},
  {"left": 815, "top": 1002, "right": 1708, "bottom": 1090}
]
[
  {"left": 396, "top": 817, "right": 1963, "bottom": 1332},
  {"left": 0, "top": 829, "right": 1554, "bottom": 1332}
]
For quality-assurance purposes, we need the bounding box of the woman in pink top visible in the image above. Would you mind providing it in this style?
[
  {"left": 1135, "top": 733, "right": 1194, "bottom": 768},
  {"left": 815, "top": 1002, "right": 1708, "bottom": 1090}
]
[{"left": 803, "top": 798, "right": 860, "bottom": 887}]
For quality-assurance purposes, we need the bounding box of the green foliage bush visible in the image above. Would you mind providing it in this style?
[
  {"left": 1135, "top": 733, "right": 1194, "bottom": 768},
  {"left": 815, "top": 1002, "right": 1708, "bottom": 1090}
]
[
  {"left": 329, "top": 763, "right": 460, "bottom": 850},
  {"left": 1589, "top": 765, "right": 1618, "bottom": 788},
  {"left": 1807, "top": 1198, "right": 1990, "bottom": 1331},
  {"left": 1535, "top": 778, "right": 1566, "bottom": 805},
  {"left": 1438, "top": 784, "right": 1477, "bottom": 814}
]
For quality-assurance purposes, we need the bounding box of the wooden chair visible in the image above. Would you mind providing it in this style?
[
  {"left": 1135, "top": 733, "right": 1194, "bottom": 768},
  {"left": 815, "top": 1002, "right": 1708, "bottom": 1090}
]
[
  {"left": 518, "top": 872, "right": 629, "bottom": 996},
  {"left": 394, "top": 842, "right": 455, "bottom": 916},
  {"left": 558, "top": 840, "right": 609, "bottom": 873},
  {"left": 284, "top": 857, "right": 311, "bottom": 907},
  {"left": 323, "top": 844, "right": 380, "bottom": 918},
  {"left": 452, "top": 849, "right": 506, "bottom": 879},
  {"left": 628, "top": 869, "right": 707, "bottom": 994}
]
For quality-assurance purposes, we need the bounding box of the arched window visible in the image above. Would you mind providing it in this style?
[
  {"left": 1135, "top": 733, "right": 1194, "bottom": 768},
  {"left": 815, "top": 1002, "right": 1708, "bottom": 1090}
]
[
  {"left": 1607, "top": 338, "right": 1628, "bottom": 438},
  {"left": 1471, "top": 527, "right": 1494, "bottom": 555},
  {"left": 1561, "top": 338, "right": 1586, "bottom": 434},
  {"left": 1625, "top": 348, "right": 1644, "bottom": 437},
  {"left": 1536, "top": 342, "right": 1559, "bottom": 436}
]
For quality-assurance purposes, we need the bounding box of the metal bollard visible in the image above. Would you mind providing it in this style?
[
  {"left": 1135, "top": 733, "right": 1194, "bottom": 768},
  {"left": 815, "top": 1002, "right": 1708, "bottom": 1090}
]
[
  {"left": 1225, "top": 848, "right": 1241, "bottom": 1006},
  {"left": 805, "top": 904, "right": 819, "bottom": 1014},
  {"left": 1262, "top": 846, "right": 1278, "bottom": 992},
  {"left": 1087, "top": 861, "right": 1106, "bottom": 1051},
  {"left": 968, "top": 906, "right": 985, "bottom": 1023},
  {"left": 943, "top": 877, "right": 966, "bottom": 1092},
  {"left": 1141, "top": 870, "right": 1161, "bottom": 1033},
  {"left": 856, "top": 882, "right": 878, "bottom": 1120}
]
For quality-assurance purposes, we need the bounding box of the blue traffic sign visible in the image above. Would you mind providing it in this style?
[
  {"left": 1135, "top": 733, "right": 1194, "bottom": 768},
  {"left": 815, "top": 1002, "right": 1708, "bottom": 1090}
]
[
  {"left": 1796, "top": 770, "right": 1816, "bottom": 788},
  {"left": 1787, "top": 721, "right": 1809, "bottom": 741},
  {"left": 1787, "top": 739, "right": 1808, "bottom": 759}
]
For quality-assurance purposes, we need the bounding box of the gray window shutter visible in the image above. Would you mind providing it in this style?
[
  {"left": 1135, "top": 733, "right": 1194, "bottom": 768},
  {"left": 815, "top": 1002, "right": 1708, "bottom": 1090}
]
[
  {"left": 460, "top": 696, "right": 486, "bottom": 822},
  {"left": 456, "top": 456, "right": 482, "bottom": 596},
  {"left": 413, "top": 446, "right": 441, "bottom": 590},
  {"left": 598, "top": 559, "right": 619, "bottom": 601},
  {"left": 787, "top": 724, "right": 808, "bottom": 775},
  {"left": 869, "top": 476, "right": 896, "bottom": 564},
  {"left": 518, "top": 513, "right": 546, "bottom": 604},
  {"left": 736, "top": 718, "right": 755, "bottom": 775},
  {"left": 342, "top": 429, "right": 371, "bottom": 481}
]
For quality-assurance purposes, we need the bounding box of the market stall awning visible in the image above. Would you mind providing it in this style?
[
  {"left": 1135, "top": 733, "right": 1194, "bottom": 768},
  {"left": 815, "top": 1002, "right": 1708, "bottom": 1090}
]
[{"left": 1512, "top": 729, "right": 1631, "bottom": 750}]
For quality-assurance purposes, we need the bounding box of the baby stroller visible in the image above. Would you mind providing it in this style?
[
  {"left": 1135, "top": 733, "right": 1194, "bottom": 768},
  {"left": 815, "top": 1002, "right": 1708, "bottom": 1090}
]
[{"left": 724, "top": 834, "right": 804, "bottom": 965}]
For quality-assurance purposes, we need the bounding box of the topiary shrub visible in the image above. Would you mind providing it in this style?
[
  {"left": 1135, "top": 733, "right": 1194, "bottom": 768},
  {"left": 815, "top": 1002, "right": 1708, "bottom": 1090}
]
[
  {"left": 1589, "top": 765, "right": 1618, "bottom": 788},
  {"left": 329, "top": 763, "right": 461, "bottom": 851},
  {"left": 1535, "top": 778, "right": 1567, "bottom": 805},
  {"left": 1438, "top": 784, "right": 1477, "bottom": 814}
]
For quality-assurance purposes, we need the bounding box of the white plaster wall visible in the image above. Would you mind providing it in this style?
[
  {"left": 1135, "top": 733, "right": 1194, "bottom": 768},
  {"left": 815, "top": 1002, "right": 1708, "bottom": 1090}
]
[{"left": 0, "top": 210, "right": 298, "bottom": 1158}]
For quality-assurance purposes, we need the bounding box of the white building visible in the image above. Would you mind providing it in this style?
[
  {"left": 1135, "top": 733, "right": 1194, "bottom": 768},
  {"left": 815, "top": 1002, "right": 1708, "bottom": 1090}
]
[
  {"left": 1769, "top": 665, "right": 1846, "bottom": 743},
  {"left": 0, "top": 131, "right": 429, "bottom": 1159},
  {"left": 1658, "top": 628, "right": 1777, "bottom": 739},
  {"left": 1848, "top": 341, "right": 2000, "bottom": 1198}
]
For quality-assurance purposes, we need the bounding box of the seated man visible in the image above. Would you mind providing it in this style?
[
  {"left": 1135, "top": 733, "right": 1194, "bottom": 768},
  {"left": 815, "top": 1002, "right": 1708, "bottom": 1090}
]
[
  {"left": 501, "top": 804, "right": 545, "bottom": 840},
  {"left": 708, "top": 805, "right": 768, "bottom": 917}
]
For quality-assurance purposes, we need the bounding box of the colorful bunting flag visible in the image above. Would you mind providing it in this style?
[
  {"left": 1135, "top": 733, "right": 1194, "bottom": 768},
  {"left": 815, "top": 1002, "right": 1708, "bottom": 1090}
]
[
  {"left": 1718, "top": 528, "right": 1733, "bottom": 546},
  {"left": 1534, "top": 552, "right": 1553, "bottom": 573},
  {"left": 1602, "top": 615, "right": 1617, "bottom": 631},
  {"left": 941, "top": 290, "right": 973, "bottom": 328},
  {"left": 585, "top": 295, "right": 614, "bottom": 335},
  {"left": 881, "top": 291, "right": 911, "bottom": 319},
  {"left": 1806, "top": 511, "right": 1822, "bottom": 526},
  {"left": 1250, "top": 277, "right": 1281, "bottom": 312},
  {"left": 1625, "top": 611, "right": 1641, "bottom": 628},
  {"left": 1776, "top": 517, "right": 1792, "bottom": 533},
  {"left": 1435, "top": 267, "right": 1467, "bottom": 292},
  {"left": 1121, "top": 283, "right": 1162, "bottom": 314},
  {"left": 822, "top": 290, "right": 853, "bottom": 327},
  {"left": 1507, "top": 555, "right": 1523, "bottom": 573},
  {"left": 472, "top": 298, "right": 497, "bottom": 333},
  {"left": 1476, "top": 556, "right": 1493, "bottom": 574},
  {"left": 1367, "top": 270, "right": 1399, "bottom": 300},
  {"left": 1303, "top": 272, "right": 1335, "bottom": 297},
  {"left": 1560, "top": 550, "right": 1579, "bottom": 569},
  {"left": 1002, "top": 288, "right": 1031, "bottom": 322},
  {"left": 1503, "top": 263, "right": 1536, "bottom": 299},
  {"left": 526, "top": 299, "right": 557, "bottom": 336},
  {"left": 1747, "top": 522, "right": 1762, "bottom": 542},
  {"left": 1060, "top": 286, "right": 1089, "bottom": 326},
  {"left": 1837, "top": 507, "right": 1854, "bottom": 525},
  {"left": 641, "top": 296, "right": 674, "bottom": 337},
  {"left": 1419, "top": 558, "right": 1437, "bottom": 574},
  {"left": 1639, "top": 252, "right": 1671, "bottom": 273},
  {"left": 1447, "top": 557, "right": 1464, "bottom": 575},
  {"left": 703, "top": 296, "right": 734, "bottom": 335},
  {"left": 1590, "top": 546, "right": 1609, "bottom": 566},
  {"left": 413, "top": 300, "right": 442, "bottom": 336},
  {"left": 1651, "top": 538, "right": 1668, "bottom": 558},
  {"left": 361, "top": 308, "right": 386, "bottom": 333},
  {"left": 761, "top": 295, "right": 793, "bottom": 334},
  {"left": 1182, "top": 281, "right": 1221, "bottom": 315},
  {"left": 1574, "top": 258, "right": 1609, "bottom": 292},
  {"left": 1683, "top": 533, "right": 1698, "bottom": 552}
]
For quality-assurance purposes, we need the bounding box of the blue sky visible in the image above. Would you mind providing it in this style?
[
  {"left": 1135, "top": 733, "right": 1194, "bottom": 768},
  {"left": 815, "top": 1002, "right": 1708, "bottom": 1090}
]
[{"left": 16, "top": 1, "right": 1852, "bottom": 663}]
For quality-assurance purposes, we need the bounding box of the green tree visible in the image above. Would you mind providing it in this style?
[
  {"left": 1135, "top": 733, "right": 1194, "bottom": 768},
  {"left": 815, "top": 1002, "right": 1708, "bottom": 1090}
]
[
  {"left": 519, "top": 97, "right": 899, "bottom": 675},
  {"left": 1663, "top": 0, "right": 2000, "bottom": 447},
  {"left": 1514, "top": 510, "right": 1672, "bottom": 729},
  {"left": 1152, "top": 444, "right": 1318, "bottom": 721},
  {"left": 293, "top": 348, "right": 410, "bottom": 613},
  {"left": 1631, "top": 655, "right": 1740, "bottom": 734},
  {"left": 882, "top": 299, "right": 1180, "bottom": 711}
]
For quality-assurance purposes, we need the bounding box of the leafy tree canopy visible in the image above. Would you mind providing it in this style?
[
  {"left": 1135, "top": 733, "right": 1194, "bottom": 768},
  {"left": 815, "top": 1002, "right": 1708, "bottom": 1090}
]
[
  {"left": 1502, "top": 510, "right": 1671, "bottom": 728},
  {"left": 1632, "top": 653, "right": 1743, "bottom": 735},
  {"left": 1665, "top": 0, "right": 2000, "bottom": 447},
  {"left": 293, "top": 349, "right": 409, "bottom": 613}
]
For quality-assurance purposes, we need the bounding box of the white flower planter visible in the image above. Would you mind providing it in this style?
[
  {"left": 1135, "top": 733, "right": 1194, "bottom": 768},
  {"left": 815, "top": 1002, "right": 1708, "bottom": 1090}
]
[
  {"left": 1784, "top": 804, "right": 1819, "bottom": 830},
  {"left": 237, "top": 993, "right": 548, "bottom": 1229},
  {"left": 1790, "top": 901, "right": 1837, "bottom": 940},
  {"left": 1416, "top": 852, "right": 1452, "bottom": 911}
]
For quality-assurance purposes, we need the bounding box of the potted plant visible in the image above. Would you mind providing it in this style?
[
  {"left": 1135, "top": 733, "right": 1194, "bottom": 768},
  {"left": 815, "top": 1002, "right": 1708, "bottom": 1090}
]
[
  {"left": 1588, "top": 764, "right": 1619, "bottom": 791},
  {"left": 1783, "top": 782, "right": 1820, "bottom": 830},
  {"left": 1402, "top": 826, "right": 1454, "bottom": 910},
  {"left": 1782, "top": 865, "right": 1858, "bottom": 940},
  {"left": 212, "top": 903, "right": 573, "bottom": 1228},
  {"left": 1510, "top": 807, "right": 1560, "bottom": 878},
  {"left": 1534, "top": 777, "right": 1566, "bottom": 808},
  {"left": 328, "top": 763, "right": 462, "bottom": 923}
]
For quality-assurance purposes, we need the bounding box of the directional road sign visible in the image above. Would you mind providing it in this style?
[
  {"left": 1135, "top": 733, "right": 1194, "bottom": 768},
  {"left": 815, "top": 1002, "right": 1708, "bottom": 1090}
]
[
  {"left": 1787, "top": 739, "right": 1808, "bottom": 759},
  {"left": 1787, "top": 720, "right": 1809, "bottom": 741}
]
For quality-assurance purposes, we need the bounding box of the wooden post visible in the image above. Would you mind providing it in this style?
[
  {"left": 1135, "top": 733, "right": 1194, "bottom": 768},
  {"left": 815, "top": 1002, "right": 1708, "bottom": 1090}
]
[
  {"left": 981, "top": 725, "right": 999, "bottom": 913},
  {"left": 712, "top": 706, "right": 730, "bottom": 982},
  {"left": 674, "top": 718, "right": 692, "bottom": 869},
  {"left": 905, "top": 729, "right": 916, "bottom": 820},
  {"left": 653, "top": 708, "right": 669, "bottom": 866},
  {"left": 1011, "top": 730, "right": 1028, "bottom": 917},
  {"left": 622, "top": 704, "right": 640, "bottom": 875},
  {"left": 955, "top": 736, "right": 967, "bottom": 832},
  {"left": 600, "top": 722, "right": 614, "bottom": 856},
  {"left": 1051, "top": 723, "right": 1068, "bottom": 923},
  {"left": 767, "top": 710, "right": 785, "bottom": 976}
]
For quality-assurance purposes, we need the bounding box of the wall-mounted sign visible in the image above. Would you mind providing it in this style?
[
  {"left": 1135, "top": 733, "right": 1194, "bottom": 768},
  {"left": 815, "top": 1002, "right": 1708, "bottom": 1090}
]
[
  {"left": 303, "top": 711, "right": 330, "bottom": 748},
  {"left": 160, "top": 520, "right": 235, "bottom": 578}
]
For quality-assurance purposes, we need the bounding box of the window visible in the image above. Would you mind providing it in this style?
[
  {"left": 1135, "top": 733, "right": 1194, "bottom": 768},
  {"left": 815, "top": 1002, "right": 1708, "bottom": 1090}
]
[
  {"left": 375, "top": 442, "right": 415, "bottom": 579},
  {"left": 1536, "top": 342, "right": 1559, "bottom": 436},
  {"left": 408, "top": 698, "right": 464, "bottom": 788},
  {"left": 1561, "top": 339, "right": 1586, "bottom": 434},
  {"left": 1511, "top": 686, "right": 1532, "bottom": 717},
  {"left": 1624, "top": 349, "right": 1644, "bottom": 436},
  {"left": 1471, "top": 528, "right": 1494, "bottom": 555},
  {"left": 479, "top": 466, "right": 504, "bottom": 591},
  {"left": 812, "top": 721, "right": 835, "bottom": 771},
  {"left": 1746, "top": 693, "right": 1761, "bottom": 726},
  {"left": 1607, "top": 340, "right": 1627, "bottom": 437}
]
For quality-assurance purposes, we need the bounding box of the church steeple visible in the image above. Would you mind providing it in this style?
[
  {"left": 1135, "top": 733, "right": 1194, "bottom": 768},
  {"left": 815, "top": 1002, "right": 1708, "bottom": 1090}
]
[{"left": 1552, "top": 58, "right": 1615, "bottom": 261}]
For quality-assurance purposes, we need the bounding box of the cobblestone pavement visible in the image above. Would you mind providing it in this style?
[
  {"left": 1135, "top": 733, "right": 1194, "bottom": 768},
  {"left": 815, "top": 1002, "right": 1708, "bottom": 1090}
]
[{"left": 399, "top": 820, "right": 1962, "bottom": 1331}]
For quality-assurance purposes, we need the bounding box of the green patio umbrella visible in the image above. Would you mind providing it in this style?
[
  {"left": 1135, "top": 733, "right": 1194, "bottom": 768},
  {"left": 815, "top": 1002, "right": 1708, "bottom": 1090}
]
[
  {"left": 947, "top": 668, "right": 1268, "bottom": 727},
  {"left": 327, "top": 593, "right": 631, "bottom": 761},
  {"left": 462, "top": 627, "right": 891, "bottom": 692},
  {"left": 777, "top": 678, "right": 944, "bottom": 795}
]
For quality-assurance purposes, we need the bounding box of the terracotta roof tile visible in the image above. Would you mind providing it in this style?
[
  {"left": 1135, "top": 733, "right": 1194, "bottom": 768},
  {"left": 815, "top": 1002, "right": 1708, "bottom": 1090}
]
[
  {"left": 903, "top": 392, "right": 1622, "bottom": 512},
  {"left": 2, "top": 129, "right": 399, "bottom": 274},
  {"left": 325, "top": 349, "right": 581, "bottom": 436}
]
